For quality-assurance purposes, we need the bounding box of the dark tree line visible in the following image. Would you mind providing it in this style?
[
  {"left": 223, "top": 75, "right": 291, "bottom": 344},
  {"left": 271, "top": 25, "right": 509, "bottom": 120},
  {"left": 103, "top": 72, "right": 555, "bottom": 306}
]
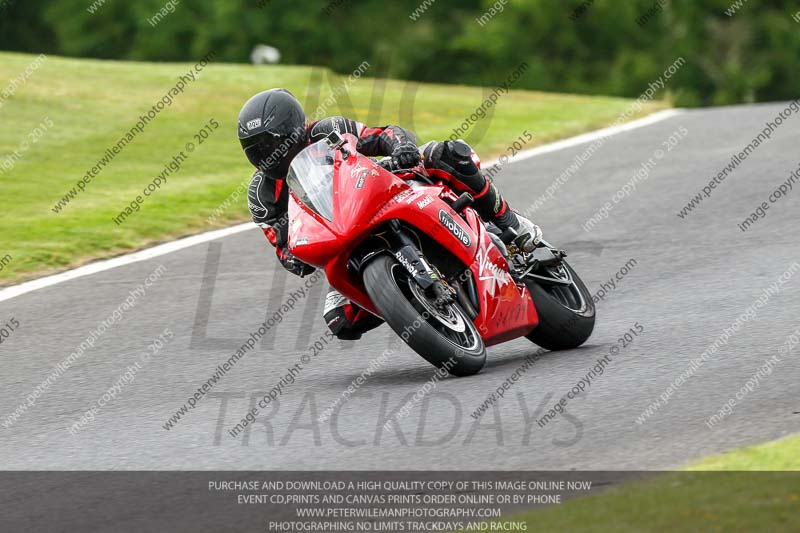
[{"left": 1, "top": 0, "right": 798, "bottom": 106}]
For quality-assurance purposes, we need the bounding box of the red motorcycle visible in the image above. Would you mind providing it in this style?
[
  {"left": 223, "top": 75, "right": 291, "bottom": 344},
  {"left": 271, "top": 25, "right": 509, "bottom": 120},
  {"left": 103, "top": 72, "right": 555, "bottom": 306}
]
[{"left": 286, "top": 132, "right": 594, "bottom": 376}]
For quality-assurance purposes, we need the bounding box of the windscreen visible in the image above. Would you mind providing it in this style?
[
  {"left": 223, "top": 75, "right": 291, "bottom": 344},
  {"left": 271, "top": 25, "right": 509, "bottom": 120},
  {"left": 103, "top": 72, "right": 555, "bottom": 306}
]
[{"left": 286, "top": 140, "right": 336, "bottom": 221}]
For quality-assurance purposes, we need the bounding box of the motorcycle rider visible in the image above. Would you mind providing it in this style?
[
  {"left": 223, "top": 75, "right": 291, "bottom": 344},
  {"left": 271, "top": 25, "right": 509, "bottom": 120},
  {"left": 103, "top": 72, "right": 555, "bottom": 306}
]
[{"left": 239, "top": 88, "right": 542, "bottom": 340}]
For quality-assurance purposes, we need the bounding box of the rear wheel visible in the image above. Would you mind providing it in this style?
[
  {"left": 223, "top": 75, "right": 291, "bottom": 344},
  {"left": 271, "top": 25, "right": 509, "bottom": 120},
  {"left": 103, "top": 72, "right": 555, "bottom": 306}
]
[
  {"left": 363, "top": 255, "right": 486, "bottom": 376},
  {"left": 525, "top": 259, "right": 595, "bottom": 350}
]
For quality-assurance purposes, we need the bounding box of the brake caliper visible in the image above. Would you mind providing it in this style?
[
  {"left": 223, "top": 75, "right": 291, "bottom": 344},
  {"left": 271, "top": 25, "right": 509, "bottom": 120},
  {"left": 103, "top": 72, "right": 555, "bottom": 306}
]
[{"left": 429, "top": 279, "right": 457, "bottom": 309}]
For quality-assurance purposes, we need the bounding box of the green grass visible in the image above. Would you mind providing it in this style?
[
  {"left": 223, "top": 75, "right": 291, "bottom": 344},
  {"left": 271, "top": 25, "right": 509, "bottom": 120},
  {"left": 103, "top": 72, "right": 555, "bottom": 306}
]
[
  {"left": 685, "top": 433, "right": 800, "bottom": 471},
  {"left": 476, "top": 435, "right": 800, "bottom": 533},
  {"left": 0, "top": 52, "right": 666, "bottom": 284}
]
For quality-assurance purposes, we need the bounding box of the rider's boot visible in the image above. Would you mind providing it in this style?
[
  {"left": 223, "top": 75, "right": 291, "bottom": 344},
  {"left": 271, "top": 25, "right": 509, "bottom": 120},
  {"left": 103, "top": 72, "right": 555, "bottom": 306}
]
[
  {"left": 323, "top": 288, "right": 384, "bottom": 341},
  {"left": 423, "top": 140, "right": 542, "bottom": 252}
]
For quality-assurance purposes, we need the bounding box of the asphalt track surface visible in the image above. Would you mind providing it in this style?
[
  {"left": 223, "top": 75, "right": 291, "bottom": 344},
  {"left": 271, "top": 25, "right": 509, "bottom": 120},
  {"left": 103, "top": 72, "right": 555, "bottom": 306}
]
[{"left": 2, "top": 103, "right": 799, "bottom": 471}]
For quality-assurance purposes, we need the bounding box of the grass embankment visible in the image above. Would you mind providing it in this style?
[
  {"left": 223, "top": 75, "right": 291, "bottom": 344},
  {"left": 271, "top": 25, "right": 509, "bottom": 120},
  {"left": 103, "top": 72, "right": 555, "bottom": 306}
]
[
  {"left": 0, "top": 52, "right": 666, "bottom": 284},
  {"left": 493, "top": 435, "right": 800, "bottom": 532}
]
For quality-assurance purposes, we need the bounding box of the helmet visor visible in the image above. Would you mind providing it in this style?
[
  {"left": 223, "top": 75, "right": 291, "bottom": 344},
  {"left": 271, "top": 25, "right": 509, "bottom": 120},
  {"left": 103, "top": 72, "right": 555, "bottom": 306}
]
[{"left": 241, "top": 133, "right": 299, "bottom": 179}]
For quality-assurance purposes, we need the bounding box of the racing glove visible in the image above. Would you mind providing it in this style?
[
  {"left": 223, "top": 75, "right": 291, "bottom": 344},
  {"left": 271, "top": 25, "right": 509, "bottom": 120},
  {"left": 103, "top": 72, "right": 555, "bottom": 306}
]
[
  {"left": 391, "top": 142, "right": 421, "bottom": 169},
  {"left": 277, "top": 248, "right": 316, "bottom": 278}
]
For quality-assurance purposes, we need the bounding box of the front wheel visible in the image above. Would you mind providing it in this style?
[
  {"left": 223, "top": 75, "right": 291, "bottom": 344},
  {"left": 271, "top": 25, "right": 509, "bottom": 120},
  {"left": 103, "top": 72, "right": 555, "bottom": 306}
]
[
  {"left": 362, "top": 255, "right": 486, "bottom": 376},
  {"left": 525, "top": 259, "right": 595, "bottom": 350}
]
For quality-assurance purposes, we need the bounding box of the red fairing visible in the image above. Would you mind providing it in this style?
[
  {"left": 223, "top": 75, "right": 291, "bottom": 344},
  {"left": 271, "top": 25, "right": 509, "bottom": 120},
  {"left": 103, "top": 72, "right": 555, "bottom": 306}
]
[
  {"left": 465, "top": 210, "right": 538, "bottom": 345},
  {"left": 286, "top": 133, "right": 538, "bottom": 346}
]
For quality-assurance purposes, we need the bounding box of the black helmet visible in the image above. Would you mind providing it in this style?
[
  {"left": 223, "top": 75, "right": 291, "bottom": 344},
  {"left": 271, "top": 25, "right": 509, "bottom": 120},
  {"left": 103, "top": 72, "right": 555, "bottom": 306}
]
[{"left": 238, "top": 88, "right": 306, "bottom": 179}]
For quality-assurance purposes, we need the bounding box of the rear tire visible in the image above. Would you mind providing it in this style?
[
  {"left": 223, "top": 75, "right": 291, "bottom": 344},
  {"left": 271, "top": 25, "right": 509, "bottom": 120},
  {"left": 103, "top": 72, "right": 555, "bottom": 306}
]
[
  {"left": 363, "top": 255, "right": 486, "bottom": 376},
  {"left": 525, "top": 260, "right": 595, "bottom": 351}
]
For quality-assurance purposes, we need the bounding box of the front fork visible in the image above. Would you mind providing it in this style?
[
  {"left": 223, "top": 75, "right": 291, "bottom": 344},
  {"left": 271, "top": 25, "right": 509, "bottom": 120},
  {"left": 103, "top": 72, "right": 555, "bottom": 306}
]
[
  {"left": 387, "top": 221, "right": 457, "bottom": 308},
  {"left": 348, "top": 220, "right": 480, "bottom": 317}
]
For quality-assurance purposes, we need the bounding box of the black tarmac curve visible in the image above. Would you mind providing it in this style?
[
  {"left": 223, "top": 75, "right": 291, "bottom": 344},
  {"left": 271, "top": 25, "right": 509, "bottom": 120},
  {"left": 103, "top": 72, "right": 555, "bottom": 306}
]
[{"left": 1, "top": 103, "right": 798, "bottom": 470}]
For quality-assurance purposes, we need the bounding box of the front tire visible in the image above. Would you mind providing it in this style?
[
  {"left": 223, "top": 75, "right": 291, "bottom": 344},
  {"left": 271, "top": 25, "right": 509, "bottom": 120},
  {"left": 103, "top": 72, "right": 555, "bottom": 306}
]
[
  {"left": 525, "top": 260, "right": 595, "bottom": 350},
  {"left": 363, "top": 255, "right": 486, "bottom": 376}
]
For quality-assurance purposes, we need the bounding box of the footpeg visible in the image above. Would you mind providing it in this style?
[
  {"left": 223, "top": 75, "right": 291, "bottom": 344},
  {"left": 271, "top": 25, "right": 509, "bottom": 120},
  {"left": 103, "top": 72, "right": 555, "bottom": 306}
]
[{"left": 529, "top": 247, "right": 562, "bottom": 268}]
